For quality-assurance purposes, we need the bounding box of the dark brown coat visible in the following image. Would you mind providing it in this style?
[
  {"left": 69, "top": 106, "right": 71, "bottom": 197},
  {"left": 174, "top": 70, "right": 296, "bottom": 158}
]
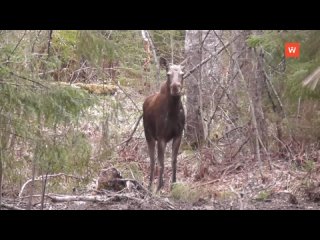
[{"left": 143, "top": 63, "right": 185, "bottom": 191}]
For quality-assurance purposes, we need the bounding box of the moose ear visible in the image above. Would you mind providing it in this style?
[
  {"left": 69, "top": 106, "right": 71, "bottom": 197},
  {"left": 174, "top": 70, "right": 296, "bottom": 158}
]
[{"left": 159, "top": 57, "right": 169, "bottom": 71}]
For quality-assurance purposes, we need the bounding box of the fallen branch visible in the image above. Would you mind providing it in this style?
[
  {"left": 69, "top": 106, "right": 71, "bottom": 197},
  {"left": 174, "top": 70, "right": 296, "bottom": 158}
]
[
  {"left": 117, "top": 178, "right": 152, "bottom": 196},
  {"left": 191, "top": 179, "right": 220, "bottom": 189},
  {"left": 47, "top": 193, "right": 144, "bottom": 204},
  {"left": 19, "top": 194, "right": 45, "bottom": 200},
  {"left": 1, "top": 203, "right": 25, "bottom": 210},
  {"left": 220, "top": 162, "right": 244, "bottom": 178},
  {"left": 19, "top": 173, "right": 85, "bottom": 197}
]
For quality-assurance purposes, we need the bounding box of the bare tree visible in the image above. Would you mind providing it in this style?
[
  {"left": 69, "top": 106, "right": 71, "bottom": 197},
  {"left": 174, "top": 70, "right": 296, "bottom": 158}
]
[
  {"left": 0, "top": 150, "right": 2, "bottom": 210},
  {"left": 184, "top": 30, "right": 205, "bottom": 147},
  {"left": 232, "top": 30, "right": 269, "bottom": 166}
]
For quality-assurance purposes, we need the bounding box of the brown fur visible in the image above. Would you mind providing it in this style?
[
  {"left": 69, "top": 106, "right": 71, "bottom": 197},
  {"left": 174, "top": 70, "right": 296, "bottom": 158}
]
[{"left": 143, "top": 64, "right": 185, "bottom": 192}]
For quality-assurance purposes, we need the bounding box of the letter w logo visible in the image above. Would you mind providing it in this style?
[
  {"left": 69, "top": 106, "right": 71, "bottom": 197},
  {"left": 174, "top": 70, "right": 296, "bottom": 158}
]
[{"left": 285, "top": 43, "right": 300, "bottom": 58}]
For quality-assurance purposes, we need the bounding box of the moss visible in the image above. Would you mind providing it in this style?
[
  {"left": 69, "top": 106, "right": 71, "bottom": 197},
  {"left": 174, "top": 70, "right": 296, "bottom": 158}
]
[
  {"left": 170, "top": 183, "right": 201, "bottom": 203},
  {"left": 255, "top": 190, "right": 272, "bottom": 201}
]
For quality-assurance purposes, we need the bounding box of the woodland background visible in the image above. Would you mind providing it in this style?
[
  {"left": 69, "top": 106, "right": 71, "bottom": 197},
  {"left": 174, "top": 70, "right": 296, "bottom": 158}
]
[{"left": 1, "top": 30, "right": 320, "bottom": 210}]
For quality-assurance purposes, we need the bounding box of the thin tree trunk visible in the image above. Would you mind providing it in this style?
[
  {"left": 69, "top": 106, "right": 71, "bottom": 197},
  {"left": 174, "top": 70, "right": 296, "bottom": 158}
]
[
  {"left": 40, "top": 122, "right": 56, "bottom": 209},
  {"left": 0, "top": 150, "right": 2, "bottom": 210},
  {"left": 234, "top": 31, "right": 268, "bottom": 155},
  {"left": 27, "top": 157, "right": 36, "bottom": 210},
  {"left": 40, "top": 171, "right": 49, "bottom": 210},
  {"left": 185, "top": 30, "right": 205, "bottom": 147},
  {"left": 232, "top": 30, "right": 267, "bottom": 178},
  {"left": 47, "top": 30, "right": 53, "bottom": 58},
  {"left": 28, "top": 115, "right": 42, "bottom": 210}
]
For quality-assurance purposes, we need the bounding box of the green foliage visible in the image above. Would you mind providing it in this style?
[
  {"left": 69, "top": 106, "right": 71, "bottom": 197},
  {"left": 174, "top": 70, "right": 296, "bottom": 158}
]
[
  {"left": 0, "top": 30, "right": 187, "bottom": 196},
  {"left": 170, "top": 182, "right": 201, "bottom": 203},
  {"left": 34, "top": 130, "right": 91, "bottom": 175},
  {"left": 255, "top": 190, "right": 272, "bottom": 201},
  {"left": 76, "top": 31, "right": 117, "bottom": 66},
  {"left": 246, "top": 35, "right": 264, "bottom": 48},
  {"left": 302, "top": 159, "right": 316, "bottom": 172},
  {"left": 251, "top": 30, "right": 320, "bottom": 142},
  {"left": 150, "top": 30, "right": 185, "bottom": 62},
  {"left": 257, "top": 31, "right": 320, "bottom": 100},
  {"left": 0, "top": 42, "right": 97, "bottom": 190},
  {"left": 52, "top": 30, "right": 78, "bottom": 62}
]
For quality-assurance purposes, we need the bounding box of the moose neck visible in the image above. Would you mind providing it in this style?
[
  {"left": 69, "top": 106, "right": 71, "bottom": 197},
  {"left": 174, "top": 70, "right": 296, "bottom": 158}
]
[{"left": 164, "top": 80, "right": 181, "bottom": 109}]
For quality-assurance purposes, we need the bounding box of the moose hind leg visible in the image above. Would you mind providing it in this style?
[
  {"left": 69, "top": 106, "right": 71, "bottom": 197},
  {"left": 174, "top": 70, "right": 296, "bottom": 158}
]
[{"left": 171, "top": 135, "right": 182, "bottom": 184}]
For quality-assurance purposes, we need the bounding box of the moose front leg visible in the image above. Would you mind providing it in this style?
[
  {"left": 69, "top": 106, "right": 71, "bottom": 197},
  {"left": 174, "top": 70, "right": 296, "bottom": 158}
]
[{"left": 157, "top": 140, "right": 167, "bottom": 192}]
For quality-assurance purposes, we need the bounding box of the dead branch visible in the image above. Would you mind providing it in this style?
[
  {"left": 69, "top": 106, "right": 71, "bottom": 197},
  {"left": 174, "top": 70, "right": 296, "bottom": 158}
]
[
  {"left": 114, "top": 178, "right": 153, "bottom": 196},
  {"left": 19, "top": 173, "right": 85, "bottom": 197},
  {"left": 220, "top": 162, "right": 244, "bottom": 179},
  {"left": 200, "top": 30, "right": 211, "bottom": 48},
  {"left": 120, "top": 114, "right": 143, "bottom": 146},
  {"left": 220, "top": 125, "right": 246, "bottom": 140},
  {"left": 263, "top": 68, "right": 293, "bottom": 141},
  {"left": 229, "top": 185, "right": 244, "bottom": 210},
  {"left": 47, "top": 193, "right": 144, "bottom": 204},
  {"left": 70, "top": 60, "right": 88, "bottom": 83},
  {"left": 231, "top": 137, "right": 250, "bottom": 159},
  {"left": 111, "top": 79, "right": 141, "bottom": 113},
  {"left": 191, "top": 179, "right": 219, "bottom": 189},
  {"left": 183, "top": 35, "right": 239, "bottom": 80},
  {"left": 0, "top": 203, "right": 25, "bottom": 210},
  {"left": 6, "top": 30, "right": 27, "bottom": 64},
  {"left": 257, "top": 134, "right": 272, "bottom": 171},
  {"left": 216, "top": 31, "right": 265, "bottom": 179},
  {"left": 45, "top": 190, "right": 173, "bottom": 208},
  {"left": 271, "top": 133, "right": 294, "bottom": 159},
  {"left": 8, "top": 71, "right": 48, "bottom": 89},
  {"left": 19, "top": 194, "right": 45, "bottom": 200}
]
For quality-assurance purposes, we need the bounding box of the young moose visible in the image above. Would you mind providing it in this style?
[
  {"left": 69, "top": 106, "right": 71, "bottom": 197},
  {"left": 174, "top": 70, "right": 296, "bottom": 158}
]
[{"left": 143, "top": 58, "right": 185, "bottom": 192}]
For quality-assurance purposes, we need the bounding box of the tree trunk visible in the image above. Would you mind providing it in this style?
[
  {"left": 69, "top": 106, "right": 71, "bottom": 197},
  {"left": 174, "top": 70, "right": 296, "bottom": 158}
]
[
  {"left": 0, "top": 151, "right": 2, "bottom": 210},
  {"left": 232, "top": 30, "right": 268, "bottom": 157},
  {"left": 184, "top": 30, "right": 205, "bottom": 147}
]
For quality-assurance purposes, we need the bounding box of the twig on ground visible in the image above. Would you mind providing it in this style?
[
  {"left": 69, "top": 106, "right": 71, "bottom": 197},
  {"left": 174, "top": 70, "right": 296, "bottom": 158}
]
[
  {"left": 19, "top": 173, "right": 85, "bottom": 197},
  {"left": 1, "top": 203, "right": 25, "bottom": 210},
  {"left": 229, "top": 185, "right": 244, "bottom": 210}
]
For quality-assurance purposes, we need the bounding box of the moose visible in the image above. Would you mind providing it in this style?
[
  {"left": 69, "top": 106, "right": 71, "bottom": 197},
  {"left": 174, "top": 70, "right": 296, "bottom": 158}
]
[{"left": 143, "top": 57, "right": 186, "bottom": 192}]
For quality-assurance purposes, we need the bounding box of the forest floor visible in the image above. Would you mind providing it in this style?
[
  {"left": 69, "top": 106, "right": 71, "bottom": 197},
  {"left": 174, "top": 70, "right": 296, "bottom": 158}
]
[
  {"left": 4, "top": 156, "right": 320, "bottom": 210},
  {"left": 2, "top": 85, "right": 320, "bottom": 210}
]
